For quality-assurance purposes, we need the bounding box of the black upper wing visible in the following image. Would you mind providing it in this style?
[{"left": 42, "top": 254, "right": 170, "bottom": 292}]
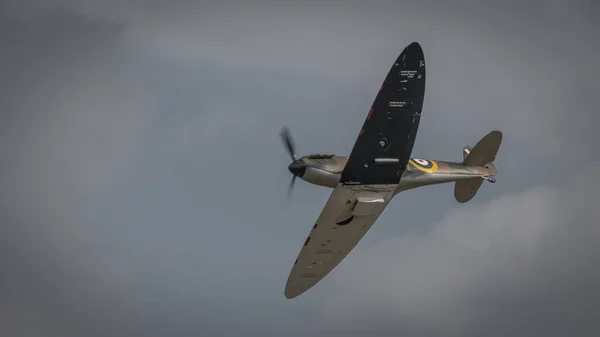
[{"left": 340, "top": 42, "right": 426, "bottom": 185}]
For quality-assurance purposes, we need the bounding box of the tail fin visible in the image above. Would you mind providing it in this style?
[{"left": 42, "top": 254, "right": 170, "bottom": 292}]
[
  {"left": 462, "top": 145, "right": 472, "bottom": 160},
  {"left": 454, "top": 130, "right": 503, "bottom": 203}
]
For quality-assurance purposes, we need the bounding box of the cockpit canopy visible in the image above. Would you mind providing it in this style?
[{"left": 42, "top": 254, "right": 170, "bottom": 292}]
[{"left": 305, "top": 154, "right": 335, "bottom": 159}]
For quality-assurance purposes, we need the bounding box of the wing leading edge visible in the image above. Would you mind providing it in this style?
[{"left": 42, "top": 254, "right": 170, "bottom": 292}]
[{"left": 284, "top": 42, "right": 426, "bottom": 298}]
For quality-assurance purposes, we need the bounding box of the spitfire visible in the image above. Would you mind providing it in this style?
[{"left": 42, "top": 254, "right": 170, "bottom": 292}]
[{"left": 280, "top": 42, "right": 502, "bottom": 299}]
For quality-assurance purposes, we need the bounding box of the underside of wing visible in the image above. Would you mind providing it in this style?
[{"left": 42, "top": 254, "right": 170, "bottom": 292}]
[
  {"left": 341, "top": 42, "right": 426, "bottom": 185},
  {"left": 284, "top": 183, "right": 396, "bottom": 299}
]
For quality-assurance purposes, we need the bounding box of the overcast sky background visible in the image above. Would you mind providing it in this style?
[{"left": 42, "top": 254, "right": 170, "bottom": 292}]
[{"left": 1, "top": 1, "right": 599, "bottom": 336}]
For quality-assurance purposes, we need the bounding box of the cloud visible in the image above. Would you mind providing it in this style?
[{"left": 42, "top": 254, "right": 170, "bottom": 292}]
[
  {"left": 6, "top": 0, "right": 599, "bottom": 161},
  {"left": 320, "top": 166, "right": 600, "bottom": 336},
  {"left": 0, "top": 303, "right": 71, "bottom": 337},
  {"left": 109, "top": 0, "right": 600, "bottom": 162},
  {"left": 0, "top": 6, "right": 160, "bottom": 336}
]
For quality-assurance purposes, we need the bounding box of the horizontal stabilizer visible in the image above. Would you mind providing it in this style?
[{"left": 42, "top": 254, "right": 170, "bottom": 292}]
[
  {"left": 454, "top": 177, "right": 484, "bottom": 203},
  {"left": 463, "top": 131, "right": 502, "bottom": 166}
]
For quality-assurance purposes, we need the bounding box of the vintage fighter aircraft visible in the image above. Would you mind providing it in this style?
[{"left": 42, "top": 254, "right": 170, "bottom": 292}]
[{"left": 280, "top": 42, "right": 502, "bottom": 299}]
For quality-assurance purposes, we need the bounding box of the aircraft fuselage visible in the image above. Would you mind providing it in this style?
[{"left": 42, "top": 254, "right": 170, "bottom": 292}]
[{"left": 291, "top": 154, "right": 497, "bottom": 195}]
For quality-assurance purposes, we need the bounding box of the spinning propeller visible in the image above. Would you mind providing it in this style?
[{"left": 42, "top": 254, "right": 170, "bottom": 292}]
[{"left": 280, "top": 126, "right": 306, "bottom": 198}]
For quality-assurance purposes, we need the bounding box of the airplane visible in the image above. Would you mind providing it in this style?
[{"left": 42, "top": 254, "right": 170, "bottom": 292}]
[{"left": 280, "top": 42, "right": 502, "bottom": 299}]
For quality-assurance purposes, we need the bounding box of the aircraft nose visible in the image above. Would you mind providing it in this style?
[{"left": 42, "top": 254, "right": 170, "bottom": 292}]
[{"left": 288, "top": 160, "right": 306, "bottom": 177}]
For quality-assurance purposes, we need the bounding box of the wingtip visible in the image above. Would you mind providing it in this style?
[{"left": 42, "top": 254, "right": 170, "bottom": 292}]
[
  {"left": 400, "top": 41, "right": 425, "bottom": 62},
  {"left": 284, "top": 283, "right": 307, "bottom": 299},
  {"left": 284, "top": 287, "right": 300, "bottom": 299},
  {"left": 406, "top": 41, "right": 423, "bottom": 52}
]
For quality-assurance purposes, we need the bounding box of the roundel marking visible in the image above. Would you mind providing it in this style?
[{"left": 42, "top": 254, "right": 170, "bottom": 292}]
[{"left": 409, "top": 158, "right": 438, "bottom": 173}]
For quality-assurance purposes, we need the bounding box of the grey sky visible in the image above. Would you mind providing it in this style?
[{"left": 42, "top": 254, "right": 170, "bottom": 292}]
[{"left": 1, "top": 1, "right": 599, "bottom": 336}]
